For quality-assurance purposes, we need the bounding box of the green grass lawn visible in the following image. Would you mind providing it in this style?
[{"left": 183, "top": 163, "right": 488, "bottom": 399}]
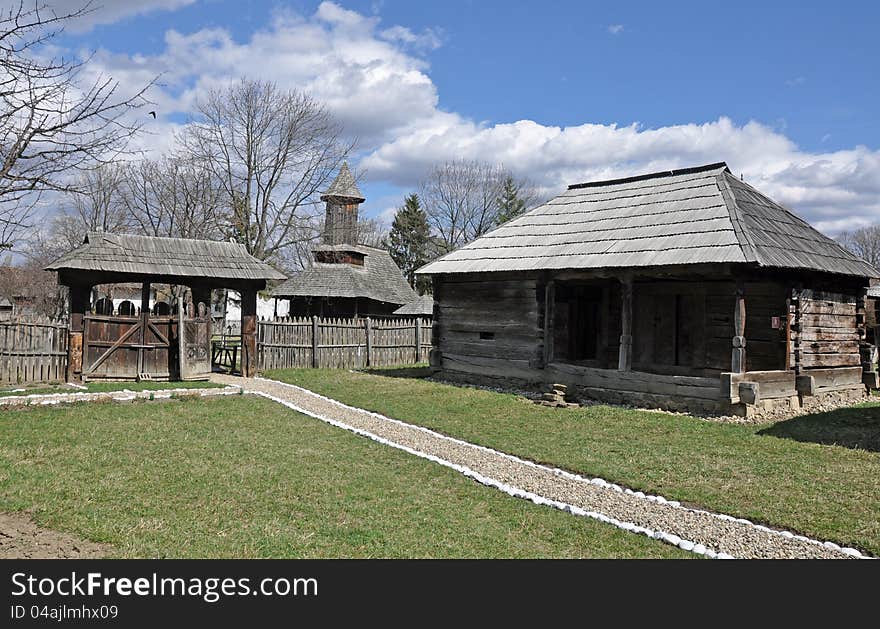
[
  {"left": 0, "top": 396, "right": 687, "bottom": 559},
  {"left": 265, "top": 368, "right": 880, "bottom": 556},
  {"left": 0, "top": 380, "right": 223, "bottom": 397}
]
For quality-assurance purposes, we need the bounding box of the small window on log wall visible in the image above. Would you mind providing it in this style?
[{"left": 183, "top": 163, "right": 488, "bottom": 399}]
[
  {"left": 554, "top": 285, "right": 602, "bottom": 361},
  {"left": 479, "top": 331, "right": 495, "bottom": 340}
]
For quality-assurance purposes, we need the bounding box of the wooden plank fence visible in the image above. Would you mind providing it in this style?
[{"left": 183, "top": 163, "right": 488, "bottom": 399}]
[
  {"left": 258, "top": 316, "right": 432, "bottom": 370},
  {"left": 0, "top": 319, "right": 69, "bottom": 384}
]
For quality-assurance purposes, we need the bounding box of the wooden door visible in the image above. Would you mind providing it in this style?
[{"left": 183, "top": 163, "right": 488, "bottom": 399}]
[{"left": 178, "top": 298, "right": 211, "bottom": 380}]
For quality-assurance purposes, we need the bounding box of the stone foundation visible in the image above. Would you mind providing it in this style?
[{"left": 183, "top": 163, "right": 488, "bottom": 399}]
[{"left": 723, "top": 386, "right": 867, "bottom": 419}]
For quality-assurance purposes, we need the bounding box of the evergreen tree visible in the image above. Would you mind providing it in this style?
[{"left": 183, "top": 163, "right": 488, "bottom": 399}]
[
  {"left": 389, "top": 194, "right": 431, "bottom": 293},
  {"left": 495, "top": 175, "right": 528, "bottom": 224}
]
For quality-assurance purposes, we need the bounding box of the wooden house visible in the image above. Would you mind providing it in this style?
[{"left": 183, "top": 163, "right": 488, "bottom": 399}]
[
  {"left": 272, "top": 163, "right": 418, "bottom": 317},
  {"left": 418, "top": 163, "right": 880, "bottom": 416}
]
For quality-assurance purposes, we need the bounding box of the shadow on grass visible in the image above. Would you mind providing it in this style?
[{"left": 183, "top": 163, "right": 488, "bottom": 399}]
[
  {"left": 362, "top": 366, "right": 434, "bottom": 379},
  {"left": 759, "top": 404, "right": 880, "bottom": 452}
]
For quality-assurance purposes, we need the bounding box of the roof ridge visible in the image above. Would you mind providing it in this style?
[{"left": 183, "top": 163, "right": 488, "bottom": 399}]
[
  {"left": 715, "top": 171, "right": 760, "bottom": 265},
  {"left": 567, "top": 162, "right": 729, "bottom": 190}
]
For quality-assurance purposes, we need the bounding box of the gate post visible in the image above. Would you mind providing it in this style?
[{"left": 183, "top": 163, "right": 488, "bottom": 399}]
[
  {"left": 414, "top": 317, "right": 422, "bottom": 363},
  {"left": 241, "top": 288, "right": 258, "bottom": 377},
  {"left": 66, "top": 284, "right": 90, "bottom": 381}
]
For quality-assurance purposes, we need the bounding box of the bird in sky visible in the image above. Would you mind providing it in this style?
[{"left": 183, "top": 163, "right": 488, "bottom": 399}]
[{"left": 148, "top": 111, "right": 156, "bottom": 119}]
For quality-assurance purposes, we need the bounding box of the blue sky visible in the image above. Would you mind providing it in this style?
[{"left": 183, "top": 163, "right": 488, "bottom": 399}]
[{"left": 50, "top": 0, "right": 880, "bottom": 232}]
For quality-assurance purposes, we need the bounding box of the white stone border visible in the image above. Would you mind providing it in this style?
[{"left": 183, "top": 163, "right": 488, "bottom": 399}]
[
  {"left": 0, "top": 386, "right": 243, "bottom": 407},
  {"left": 255, "top": 376, "right": 870, "bottom": 559}
]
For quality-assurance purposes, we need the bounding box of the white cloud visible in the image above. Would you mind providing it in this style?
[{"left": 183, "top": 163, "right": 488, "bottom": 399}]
[
  {"left": 607, "top": 24, "right": 624, "bottom": 35},
  {"left": 80, "top": 1, "right": 879, "bottom": 234},
  {"left": 45, "top": 0, "right": 196, "bottom": 33},
  {"left": 361, "top": 115, "right": 880, "bottom": 234},
  {"left": 87, "top": 2, "right": 441, "bottom": 147},
  {"left": 380, "top": 25, "right": 443, "bottom": 51},
  {"left": 785, "top": 76, "right": 806, "bottom": 87}
]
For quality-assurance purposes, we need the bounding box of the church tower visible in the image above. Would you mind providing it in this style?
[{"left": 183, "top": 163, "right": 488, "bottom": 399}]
[{"left": 321, "top": 162, "right": 365, "bottom": 246}]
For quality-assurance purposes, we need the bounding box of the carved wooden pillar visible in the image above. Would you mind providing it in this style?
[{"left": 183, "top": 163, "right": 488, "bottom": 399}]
[
  {"left": 731, "top": 284, "right": 746, "bottom": 373},
  {"left": 618, "top": 277, "right": 633, "bottom": 371},
  {"left": 67, "top": 284, "right": 90, "bottom": 381},
  {"left": 241, "top": 287, "right": 258, "bottom": 377}
]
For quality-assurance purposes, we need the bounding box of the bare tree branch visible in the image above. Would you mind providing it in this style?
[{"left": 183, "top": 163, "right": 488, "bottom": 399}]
[
  {"left": 420, "top": 159, "right": 521, "bottom": 253},
  {"left": 0, "top": 1, "right": 154, "bottom": 250},
  {"left": 178, "top": 78, "right": 352, "bottom": 264}
]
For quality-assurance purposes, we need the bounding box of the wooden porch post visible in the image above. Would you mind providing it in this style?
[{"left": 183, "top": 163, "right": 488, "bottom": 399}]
[
  {"left": 731, "top": 284, "right": 746, "bottom": 373},
  {"left": 241, "top": 287, "right": 258, "bottom": 377},
  {"left": 66, "top": 284, "right": 90, "bottom": 381},
  {"left": 618, "top": 277, "right": 633, "bottom": 371}
]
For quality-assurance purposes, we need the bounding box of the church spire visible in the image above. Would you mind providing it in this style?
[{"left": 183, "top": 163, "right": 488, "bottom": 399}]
[
  {"left": 321, "top": 162, "right": 365, "bottom": 203},
  {"left": 321, "top": 162, "right": 364, "bottom": 246}
]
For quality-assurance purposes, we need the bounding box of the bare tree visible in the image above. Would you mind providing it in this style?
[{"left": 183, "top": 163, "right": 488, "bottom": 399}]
[
  {"left": 0, "top": 1, "right": 153, "bottom": 250},
  {"left": 7, "top": 238, "right": 67, "bottom": 319},
  {"left": 357, "top": 217, "right": 389, "bottom": 249},
  {"left": 179, "top": 79, "right": 352, "bottom": 263},
  {"left": 839, "top": 225, "right": 880, "bottom": 269},
  {"left": 419, "top": 160, "right": 518, "bottom": 253},
  {"left": 62, "top": 162, "right": 130, "bottom": 235},
  {"left": 118, "top": 156, "right": 223, "bottom": 239}
]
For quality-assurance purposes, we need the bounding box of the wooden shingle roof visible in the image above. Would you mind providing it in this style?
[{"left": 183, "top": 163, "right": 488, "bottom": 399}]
[
  {"left": 393, "top": 294, "right": 434, "bottom": 316},
  {"left": 418, "top": 163, "right": 879, "bottom": 278},
  {"left": 271, "top": 245, "right": 417, "bottom": 305},
  {"left": 45, "top": 232, "right": 286, "bottom": 281},
  {"left": 320, "top": 162, "right": 364, "bottom": 202}
]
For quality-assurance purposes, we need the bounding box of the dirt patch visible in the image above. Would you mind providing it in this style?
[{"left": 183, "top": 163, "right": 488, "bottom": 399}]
[{"left": 0, "top": 512, "right": 110, "bottom": 559}]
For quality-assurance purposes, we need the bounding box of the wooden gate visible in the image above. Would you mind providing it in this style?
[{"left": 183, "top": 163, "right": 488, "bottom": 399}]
[
  {"left": 82, "top": 311, "right": 175, "bottom": 380},
  {"left": 178, "top": 298, "right": 211, "bottom": 380}
]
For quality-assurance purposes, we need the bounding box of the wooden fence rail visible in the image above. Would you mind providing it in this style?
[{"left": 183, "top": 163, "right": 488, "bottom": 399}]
[
  {"left": 258, "top": 316, "right": 432, "bottom": 371},
  {"left": 0, "top": 319, "right": 69, "bottom": 384}
]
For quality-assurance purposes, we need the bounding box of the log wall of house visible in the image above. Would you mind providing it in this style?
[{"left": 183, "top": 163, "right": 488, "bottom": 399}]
[
  {"left": 791, "top": 289, "right": 862, "bottom": 370},
  {"left": 433, "top": 273, "right": 541, "bottom": 380},
  {"left": 430, "top": 271, "right": 873, "bottom": 414}
]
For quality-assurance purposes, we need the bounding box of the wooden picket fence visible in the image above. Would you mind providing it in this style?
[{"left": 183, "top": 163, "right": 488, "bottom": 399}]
[
  {"left": 0, "top": 318, "right": 69, "bottom": 384},
  {"left": 258, "top": 316, "right": 432, "bottom": 370}
]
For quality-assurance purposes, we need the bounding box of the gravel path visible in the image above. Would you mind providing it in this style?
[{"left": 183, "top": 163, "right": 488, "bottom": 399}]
[{"left": 214, "top": 374, "right": 866, "bottom": 559}]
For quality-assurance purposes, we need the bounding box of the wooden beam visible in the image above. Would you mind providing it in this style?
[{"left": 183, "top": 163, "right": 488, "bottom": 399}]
[
  {"left": 731, "top": 283, "right": 746, "bottom": 373},
  {"left": 137, "top": 282, "right": 150, "bottom": 380},
  {"left": 618, "top": 276, "right": 633, "bottom": 371}
]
